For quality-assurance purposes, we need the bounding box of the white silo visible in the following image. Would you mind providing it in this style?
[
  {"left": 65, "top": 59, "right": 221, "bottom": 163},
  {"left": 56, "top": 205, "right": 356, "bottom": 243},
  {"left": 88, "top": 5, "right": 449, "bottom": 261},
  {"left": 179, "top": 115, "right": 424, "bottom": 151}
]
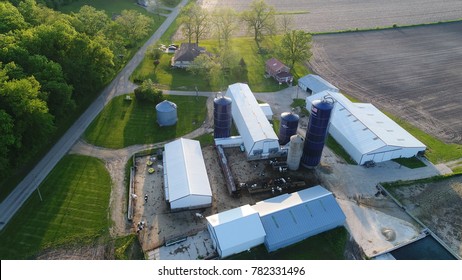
[{"left": 287, "top": 135, "right": 304, "bottom": 171}]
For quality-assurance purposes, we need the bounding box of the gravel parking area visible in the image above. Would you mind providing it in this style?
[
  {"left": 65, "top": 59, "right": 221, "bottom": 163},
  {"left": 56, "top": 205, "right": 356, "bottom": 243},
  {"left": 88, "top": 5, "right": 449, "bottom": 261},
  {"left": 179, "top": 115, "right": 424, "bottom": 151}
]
[{"left": 200, "top": 0, "right": 462, "bottom": 33}]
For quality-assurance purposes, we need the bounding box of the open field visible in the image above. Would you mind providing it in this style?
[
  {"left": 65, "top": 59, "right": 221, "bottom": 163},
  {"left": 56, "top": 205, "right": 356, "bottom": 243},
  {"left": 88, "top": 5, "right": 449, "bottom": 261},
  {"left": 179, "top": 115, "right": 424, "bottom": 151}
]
[
  {"left": 200, "top": 0, "right": 462, "bottom": 33},
  {"left": 309, "top": 22, "right": 462, "bottom": 162},
  {"left": 0, "top": 155, "right": 111, "bottom": 259},
  {"left": 84, "top": 94, "right": 207, "bottom": 149}
]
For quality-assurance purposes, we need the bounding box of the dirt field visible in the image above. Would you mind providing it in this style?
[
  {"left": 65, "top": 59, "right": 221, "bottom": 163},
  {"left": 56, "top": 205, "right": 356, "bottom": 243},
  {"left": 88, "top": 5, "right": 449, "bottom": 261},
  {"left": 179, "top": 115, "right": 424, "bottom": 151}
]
[
  {"left": 309, "top": 22, "right": 462, "bottom": 145},
  {"left": 200, "top": 0, "right": 462, "bottom": 33},
  {"left": 132, "top": 145, "right": 320, "bottom": 252},
  {"left": 390, "top": 176, "right": 462, "bottom": 256}
]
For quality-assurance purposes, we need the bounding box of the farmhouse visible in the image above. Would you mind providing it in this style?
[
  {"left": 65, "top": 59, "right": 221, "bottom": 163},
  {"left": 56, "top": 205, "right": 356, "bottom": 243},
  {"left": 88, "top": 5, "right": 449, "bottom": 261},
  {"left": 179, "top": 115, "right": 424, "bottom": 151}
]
[
  {"left": 298, "top": 74, "right": 339, "bottom": 95},
  {"left": 206, "top": 205, "right": 266, "bottom": 259},
  {"left": 171, "top": 43, "right": 206, "bottom": 68},
  {"left": 265, "top": 58, "right": 293, "bottom": 84},
  {"left": 162, "top": 138, "right": 212, "bottom": 210},
  {"left": 225, "top": 83, "right": 280, "bottom": 159},
  {"left": 306, "top": 91, "right": 427, "bottom": 165},
  {"left": 252, "top": 185, "right": 346, "bottom": 252}
]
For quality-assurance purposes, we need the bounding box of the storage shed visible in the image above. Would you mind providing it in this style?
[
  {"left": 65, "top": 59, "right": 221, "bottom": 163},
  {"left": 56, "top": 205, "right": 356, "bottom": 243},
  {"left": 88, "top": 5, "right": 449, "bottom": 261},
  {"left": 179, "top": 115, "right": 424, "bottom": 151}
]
[
  {"left": 306, "top": 91, "right": 426, "bottom": 165},
  {"left": 206, "top": 205, "right": 266, "bottom": 259},
  {"left": 298, "top": 74, "right": 339, "bottom": 95},
  {"left": 259, "top": 103, "right": 273, "bottom": 120},
  {"left": 163, "top": 138, "right": 212, "bottom": 210},
  {"left": 225, "top": 83, "right": 280, "bottom": 159},
  {"left": 252, "top": 185, "right": 346, "bottom": 252}
]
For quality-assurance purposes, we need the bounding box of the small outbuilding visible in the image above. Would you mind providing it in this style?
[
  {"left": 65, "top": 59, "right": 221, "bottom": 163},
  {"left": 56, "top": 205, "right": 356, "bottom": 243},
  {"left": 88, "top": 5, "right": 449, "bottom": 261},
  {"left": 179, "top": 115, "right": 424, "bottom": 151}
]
[
  {"left": 206, "top": 205, "right": 266, "bottom": 259},
  {"left": 163, "top": 138, "right": 212, "bottom": 210},
  {"left": 298, "top": 74, "right": 339, "bottom": 95},
  {"left": 265, "top": 58, "right": 293, "bottom": 84},
  {"left": 259, "top": 103, "right": 273, "bottom": 120},
  {"left": 252, "top": 185, "right": 346, "bottom": 252},
  {"left": 225, "top": 83, "right": 280, "bottom": 159},
  {"left": 306, "top": 91, "right": 427, "bottom": 165}
]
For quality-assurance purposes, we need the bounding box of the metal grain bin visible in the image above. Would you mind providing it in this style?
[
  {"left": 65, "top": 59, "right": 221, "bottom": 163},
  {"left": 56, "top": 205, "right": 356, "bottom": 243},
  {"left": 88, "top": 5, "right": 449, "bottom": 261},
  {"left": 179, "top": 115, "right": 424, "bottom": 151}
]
[{"left": 156, "top": 100, "right": 177, "bottom": 126}]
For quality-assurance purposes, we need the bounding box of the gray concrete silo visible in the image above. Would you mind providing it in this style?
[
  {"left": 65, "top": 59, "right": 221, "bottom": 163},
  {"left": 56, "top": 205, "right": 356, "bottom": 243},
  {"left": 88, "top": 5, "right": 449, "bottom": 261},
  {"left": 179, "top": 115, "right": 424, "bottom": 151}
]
[{"left": 287, "top": 135, "right": 304, "bottom": 171}]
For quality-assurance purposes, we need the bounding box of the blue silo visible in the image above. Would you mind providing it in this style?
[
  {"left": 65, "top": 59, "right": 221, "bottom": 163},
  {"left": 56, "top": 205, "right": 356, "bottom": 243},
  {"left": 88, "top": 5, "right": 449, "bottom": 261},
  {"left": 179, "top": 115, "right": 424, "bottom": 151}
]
[
  {"left": 156, "top": 100, "right": 177, "bottom": 126},
  {"left": 301, "top": 98, "right": 334, "bottom": 168},
  {"left": 278, "top": 112, "right": 300, "bottom": 145},
  {"left": 214, "top": 96, "right": 232, "bottom": 138}
]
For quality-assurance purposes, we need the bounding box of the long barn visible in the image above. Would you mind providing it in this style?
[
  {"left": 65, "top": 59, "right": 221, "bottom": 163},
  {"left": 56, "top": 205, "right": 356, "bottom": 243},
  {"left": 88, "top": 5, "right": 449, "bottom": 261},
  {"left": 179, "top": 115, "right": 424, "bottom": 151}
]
[
  {"left": 306, "top": 91, "right": 426, "bottom": 165},
  {"left": 163, "top": 138, "right": 212, "bottom": 210},
  {"left": 225, "top": 83, "right": 280, "bottom": 159}
]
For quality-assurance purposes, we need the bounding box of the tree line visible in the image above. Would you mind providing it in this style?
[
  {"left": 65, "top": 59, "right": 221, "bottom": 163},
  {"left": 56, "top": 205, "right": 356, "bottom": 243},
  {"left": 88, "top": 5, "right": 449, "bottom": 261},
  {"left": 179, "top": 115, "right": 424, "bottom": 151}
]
[{"left": 0, "top": 0, "right": 153, "bottom": 181}]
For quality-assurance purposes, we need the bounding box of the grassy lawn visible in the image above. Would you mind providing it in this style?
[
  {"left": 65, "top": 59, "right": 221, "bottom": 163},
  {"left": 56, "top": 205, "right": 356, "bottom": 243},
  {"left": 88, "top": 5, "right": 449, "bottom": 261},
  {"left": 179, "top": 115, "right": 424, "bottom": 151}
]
[
  {"left": 59, "top": 0, "right": 153, "bottom": 17},
  {"left": 114, "top": 234, "right": 144, "bottom": 260},
  {"left": 386, "top": 115, "right": 462, "bottom": 164},
  {"left": 84, "top": 94, "right": 208, "bottom": 149},
  {"left": 291, "top": 98, "right": 310, "bottom": 117},
  {"left": 0, "top": 155, "right": 111, "bottom": 259},
  {"left": 194, "top": 132, "right": 215, "bottom": 148},
  {"left": 392, "top": 157, "right": 426, "bottom": 169},
  {"left": 228, "top": 226, "right": 347, "bottom": 260},
  {"left": 132, "top": 36, "right": 309, "bottom": 92}
]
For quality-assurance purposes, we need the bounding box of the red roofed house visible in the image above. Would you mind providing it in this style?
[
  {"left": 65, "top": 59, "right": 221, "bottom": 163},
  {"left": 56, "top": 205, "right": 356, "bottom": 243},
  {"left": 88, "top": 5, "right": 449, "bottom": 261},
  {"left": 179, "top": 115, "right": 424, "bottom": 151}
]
[{"left": 265, "top": 58, "right": 293, "bottom": 84}]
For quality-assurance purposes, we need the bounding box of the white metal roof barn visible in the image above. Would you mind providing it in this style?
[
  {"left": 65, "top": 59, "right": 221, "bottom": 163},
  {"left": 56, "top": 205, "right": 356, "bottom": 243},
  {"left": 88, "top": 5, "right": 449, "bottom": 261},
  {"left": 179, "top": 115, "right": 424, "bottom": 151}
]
[
  {"left": 298, "top": 74, "right": 339, "bottom": 95},
  {"left": 225, "top": 83, "right": 279, "bottom": 159},
  {"left": 306, "top": 91, "right": 426, "bottom": 165},
  {"left": 163, "top": 138, "right": 212, "bottom": 210},
  {"left": 206, "top": 204, "right": 266, "bottom": 259},
  {"left": 252, "top": 185, "right": 346, "bottom": 252}
]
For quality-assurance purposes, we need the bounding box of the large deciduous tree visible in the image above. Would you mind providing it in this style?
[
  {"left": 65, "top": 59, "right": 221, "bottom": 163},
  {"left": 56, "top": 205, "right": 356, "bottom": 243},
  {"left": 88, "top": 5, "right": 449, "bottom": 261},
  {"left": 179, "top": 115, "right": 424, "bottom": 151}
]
[
  {"left": 179, "top": 5, "right": 208, "bottom": 45},
  {"left": 279, "top": 30, "right": 312, "bottom": 71},
  {"left": 211, "top": 7, "right": 236, "bottom": 48},
  {"left": 115, "top": 10, "right": 153, "bottom": 47},
  {"left": 0, "top": 1, "right": 28, "bottom": 33},
  {"left": 134, "top": 79, "right": 164, "bottom": 104},
  {"left": 241, "top": 0, "right": 276, "bottom": 49}
]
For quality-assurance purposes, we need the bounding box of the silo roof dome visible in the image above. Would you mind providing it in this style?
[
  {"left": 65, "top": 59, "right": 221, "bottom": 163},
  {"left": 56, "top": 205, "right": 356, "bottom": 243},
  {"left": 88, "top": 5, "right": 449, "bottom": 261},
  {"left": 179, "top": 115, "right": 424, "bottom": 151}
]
[{"left": 156, "top": 100, "right": 177, "bottom": 112}]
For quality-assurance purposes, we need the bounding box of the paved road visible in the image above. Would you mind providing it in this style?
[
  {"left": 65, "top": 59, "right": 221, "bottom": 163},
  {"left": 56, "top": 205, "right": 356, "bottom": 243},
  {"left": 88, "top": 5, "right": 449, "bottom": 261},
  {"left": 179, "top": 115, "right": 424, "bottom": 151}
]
[{"left": 0, "top": 0, "right": 190, "bottom": 231}]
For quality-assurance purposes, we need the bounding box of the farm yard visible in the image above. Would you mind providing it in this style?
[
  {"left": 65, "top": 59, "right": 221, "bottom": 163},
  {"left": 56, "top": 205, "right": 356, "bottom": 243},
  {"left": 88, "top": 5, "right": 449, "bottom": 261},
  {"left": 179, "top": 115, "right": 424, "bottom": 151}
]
[
  {"left": 200, "top": 0, "right": 462, "bottom": 33},
  {"left": 309, "top": 22, "right": 462, "bottom": 162}
]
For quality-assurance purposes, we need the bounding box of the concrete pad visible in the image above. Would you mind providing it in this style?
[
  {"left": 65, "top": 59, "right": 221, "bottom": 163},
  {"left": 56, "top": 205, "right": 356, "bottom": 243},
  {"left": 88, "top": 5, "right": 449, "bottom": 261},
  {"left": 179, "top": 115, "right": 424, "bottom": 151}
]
[{"left": 147, "top": 230, "right": 216, "bottom": 260}]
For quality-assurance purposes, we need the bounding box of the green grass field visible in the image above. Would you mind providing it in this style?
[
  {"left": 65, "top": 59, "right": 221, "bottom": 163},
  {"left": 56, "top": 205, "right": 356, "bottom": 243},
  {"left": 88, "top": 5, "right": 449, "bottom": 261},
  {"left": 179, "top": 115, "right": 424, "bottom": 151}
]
[
  {"left": 229, "top": 226, "right": 347, "bottom": 260},
  {"left": 0, "top": 155, "right": 111, "bottom": 259},
  {"left": 386, "top": 115, "right": 462, "bottom": 164},
  {"left": 59, "top": 0, "right": 152, "bottom": 16},
  {"left": 84, "top": 94, "right": 208, "bottom": 149}
]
